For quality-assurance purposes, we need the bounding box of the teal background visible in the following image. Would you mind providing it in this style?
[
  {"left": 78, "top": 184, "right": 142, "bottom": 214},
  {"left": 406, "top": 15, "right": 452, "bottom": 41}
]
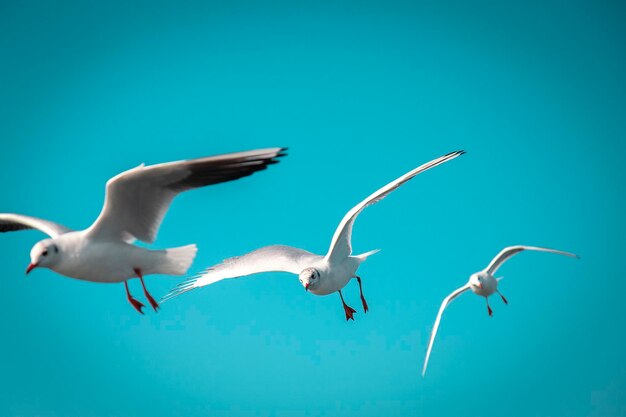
[{"left": 0, "top": 1, "right": 624, "bottom": 416}]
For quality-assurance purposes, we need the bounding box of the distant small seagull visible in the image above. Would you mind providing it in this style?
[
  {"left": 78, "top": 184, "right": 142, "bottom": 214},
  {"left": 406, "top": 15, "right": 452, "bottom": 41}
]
[
  {"left": 0, "top": 148, "right": 286, "bottom": 314},
  {"left": 162, "top": 150, "right": 465, "bottom": 320},
  {"left": 422, "top": 245, "right": 579, "bottom": 376}
]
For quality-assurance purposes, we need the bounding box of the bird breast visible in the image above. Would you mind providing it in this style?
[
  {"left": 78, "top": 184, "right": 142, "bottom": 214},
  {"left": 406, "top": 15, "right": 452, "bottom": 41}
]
[
  {"left": 310, "top": 257, "right": 360, "bottom": 296},
  {"left": 470, "top": 273, "right": 498, "bottom": 296}
]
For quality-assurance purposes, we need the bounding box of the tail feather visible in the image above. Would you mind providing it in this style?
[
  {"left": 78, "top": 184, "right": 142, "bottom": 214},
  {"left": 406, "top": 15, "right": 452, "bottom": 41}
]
[
  {"left": 159, "top": 244, "right": 198, "bottom": 276},
  {"left": 355, "top": 249, "right": 381, "bottom": 260}
]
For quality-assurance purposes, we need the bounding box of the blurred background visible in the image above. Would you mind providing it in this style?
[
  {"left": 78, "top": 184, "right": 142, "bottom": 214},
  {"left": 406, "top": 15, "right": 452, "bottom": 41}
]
[{"left": 0, "top": 1, "right": 624, "bottom": 416}]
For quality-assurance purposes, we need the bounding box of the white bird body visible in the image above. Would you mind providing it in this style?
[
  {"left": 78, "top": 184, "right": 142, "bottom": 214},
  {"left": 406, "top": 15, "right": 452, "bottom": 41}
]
[
  {"left": 163, "top": 150, "right": 465, "bottom": 320},
  {"left": 0, "top": 148, "right": 287, "bottom": 313},
  {"left": 46, "top": 231, "right": 196, "bottom": 283},
  {"left": 468, "top": 271, "right": 498, "bottom": 297},
  {"left": 307, "top": 255, "right": 365, "bottom": 296},
  {"left": 421, "top": 245, "right": 580, "bottom": 376}
]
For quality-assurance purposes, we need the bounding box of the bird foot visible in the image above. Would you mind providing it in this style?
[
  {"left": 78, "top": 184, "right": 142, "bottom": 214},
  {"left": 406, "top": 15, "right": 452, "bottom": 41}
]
[
  {"left": 128, "top": 297, "right": 145, "bottom": 315},
  {"left": 343, "top": 304, "right": 357, "bottom": 321},
  {"left": 361, "top": 296, "right": 369, "bottom": 313},
  {"left": 487, "top": 305, "right": 493, "bottom": 317},
  {"left": 500, "top": 294, "right": 508, "bottom": 305},
  {"left": 145, "top": 292, "right": 160, "bottom": 312},
  {"left": 134, "top": 267, "right": 159, "bottom": 312}
]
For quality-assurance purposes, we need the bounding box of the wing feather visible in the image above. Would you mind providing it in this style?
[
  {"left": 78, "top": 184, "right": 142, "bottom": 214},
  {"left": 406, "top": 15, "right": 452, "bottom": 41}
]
[
  {"left": 485, "top": 245, "right": 579, "bottom": 275},
  {"left": 161, "top": 245, "right": 321, "bottom": 302},
  {"left": 86, "top": 148, "right": 286, "bottom": 243},
  {"left": 422, "top": 284, "right": 470, "bottom": 376},
  {"left": 0, "top": 213, "right": 72, "bottom": 238},
  {"left": 326, "top": 150, "right": 465, "bottom": 263}
]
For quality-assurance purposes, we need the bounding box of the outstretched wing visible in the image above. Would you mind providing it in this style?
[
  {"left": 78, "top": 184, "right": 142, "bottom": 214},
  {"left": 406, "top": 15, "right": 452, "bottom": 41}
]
[
  {"left": 326, "top": 150, "right": 465, "bottom": 263},
  {"left": 161, "top": 245, "right": 322, "bottom": 302},
  {"left": 0, "top": 213, "right": 73, "bottom": 238},
  {"left": 85, "top": 148, "right": 286, "bottom": 243},
  {"left": 484, "top": 245, "right": 579, "bottom": 275},
  {"left": 422, "top": 283, "right": 471, "bottom": 377}
]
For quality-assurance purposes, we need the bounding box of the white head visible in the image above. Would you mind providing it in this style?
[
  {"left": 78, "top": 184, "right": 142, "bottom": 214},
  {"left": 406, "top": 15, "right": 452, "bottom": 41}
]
[
  {"left": 27, "top": 239, "right": 61, "bottom": 274},
  {"left": 299, "top": 267, "right": 320, "bottom": 291},
  {"left": 469, "top": 272, "right": 484, "bottom": 290}
]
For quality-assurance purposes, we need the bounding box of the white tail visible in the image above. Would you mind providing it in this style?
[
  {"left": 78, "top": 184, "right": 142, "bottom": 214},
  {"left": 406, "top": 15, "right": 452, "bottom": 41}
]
[
  {"left": 355, "top": 249, "right": 381, "bottom": 260},
  {"left": 159, "top": 244, "right": 198, "bottom": 275}
]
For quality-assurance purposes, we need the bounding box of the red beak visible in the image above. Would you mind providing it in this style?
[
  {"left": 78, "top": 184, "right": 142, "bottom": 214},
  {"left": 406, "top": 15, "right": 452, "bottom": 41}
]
[
  {"left": 26, "top": 263, "right": 37, "bottom": 274},
  {"left": 476, "top": 282, "right": 482, "bottom": 289},
  {"left": 305, "top": 283, "right": 310, "bottom": 291}
]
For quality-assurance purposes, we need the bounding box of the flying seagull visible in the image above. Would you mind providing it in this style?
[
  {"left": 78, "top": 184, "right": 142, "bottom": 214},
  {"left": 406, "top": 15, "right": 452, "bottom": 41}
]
[
  {"left": 162, "top": 150, "right": 465, "bottom": 320},
  {"left": 0, "top": 148, "right": 286, "bottom": 314},
  {"left": 422, "top": 245, "right": 579, "bottom": 376}
]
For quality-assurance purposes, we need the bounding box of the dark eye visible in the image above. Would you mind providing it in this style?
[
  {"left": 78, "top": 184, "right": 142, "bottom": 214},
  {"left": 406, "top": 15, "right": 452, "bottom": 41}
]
[{"left": 42, "top": 250, "right": 48, "bottom": 256}]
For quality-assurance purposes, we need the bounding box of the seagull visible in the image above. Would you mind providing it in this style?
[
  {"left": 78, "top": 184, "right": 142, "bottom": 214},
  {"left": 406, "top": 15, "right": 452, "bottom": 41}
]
[
  {"left": 0, "top": 148, "right": 286, "bottom": 314},
  {"left": 422, "top": 245, "right": 579, "bottom": 376},
  {"left": 162, "top": 150, "right": 465, "bottom": 320}
]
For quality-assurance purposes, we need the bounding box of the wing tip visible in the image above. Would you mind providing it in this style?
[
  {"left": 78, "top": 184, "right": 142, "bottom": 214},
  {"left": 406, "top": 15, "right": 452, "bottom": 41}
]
[
  {"left": 445, "top": 149, "right": 466, "bottom": 157},
  {"left": 275, "top": 147, "right": 288, "bottom": 159},
  {"left": 249, "top": 146, "right": 288, "bottom": 165},
  {"left": 159, "top": 276, "right": 200, "bottom": 303}
]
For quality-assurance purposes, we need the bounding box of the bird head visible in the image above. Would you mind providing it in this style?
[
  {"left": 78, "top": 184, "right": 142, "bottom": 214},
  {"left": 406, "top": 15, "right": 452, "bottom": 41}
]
[
  {"left": 299, "top": 268, "right": 320, "bottom": 291},
  {"left": 27, "top": 239, "right": 60, "bottom": 274},
  {"left": 469, "top": 273, "right": 483, "bottom": 290}
]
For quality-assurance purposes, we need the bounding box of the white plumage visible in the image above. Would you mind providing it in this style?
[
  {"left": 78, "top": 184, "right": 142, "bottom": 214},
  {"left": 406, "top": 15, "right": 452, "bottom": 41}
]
[
  {"left": 0, "top": 148, "right": 286, "bottom": 313},
  {"left": 163, "top": 150, "right": 465, "bottom": 321},
  {"left": 422, "top": 245, "right": 579, "bottom": 376}
]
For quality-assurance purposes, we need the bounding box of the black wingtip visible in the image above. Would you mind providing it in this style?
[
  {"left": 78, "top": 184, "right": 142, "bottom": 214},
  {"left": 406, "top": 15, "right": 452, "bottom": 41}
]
[
  {"left": 444, "top": 150, "right": 466, "bottom": 157},
  {"left": 270, "top": 149, "right": 288, "bottom": 165}
]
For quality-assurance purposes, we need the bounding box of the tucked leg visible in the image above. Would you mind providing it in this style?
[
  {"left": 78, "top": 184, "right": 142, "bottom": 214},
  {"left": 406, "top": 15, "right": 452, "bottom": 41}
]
[
  {"left": 125, "top": 281, "right": 145, "bottom": 314},
  {"left": 135, "top": 268, "right": 159, "bottom": 312},
  {"left": 486, "top": 297, "right": 493, "bottom": 317},
  {"left": 339, "top": 290, "right": 357, "bottom": 321},
  {"left": 355, "top": 276, "right": 369, "bottom": 313},
  {"left": 497, "top": 290, "right": 508, "bottom": 305}
]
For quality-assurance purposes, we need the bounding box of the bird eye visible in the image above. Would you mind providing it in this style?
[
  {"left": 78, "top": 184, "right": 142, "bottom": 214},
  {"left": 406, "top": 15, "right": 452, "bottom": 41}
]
[{"left": 42, "top": 250, "right": 48, "bottom": 256}]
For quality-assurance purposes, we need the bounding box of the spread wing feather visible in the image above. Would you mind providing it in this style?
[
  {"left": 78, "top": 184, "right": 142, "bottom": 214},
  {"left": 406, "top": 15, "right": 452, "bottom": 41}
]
[
  {"left": 0, "top": 213, "right": 72, "bottom": 238},
  {"left": 86, "top": 148, "right": 286, "bottom": 243},
  {"left": 326, "top": 150, "right": 465, "bottom": 263},
  {"left": 161, "top": 245, "right": 321, "bottom": 302},
  {"left": 485, "top": 245, "right": 579, "bottom": 275}
]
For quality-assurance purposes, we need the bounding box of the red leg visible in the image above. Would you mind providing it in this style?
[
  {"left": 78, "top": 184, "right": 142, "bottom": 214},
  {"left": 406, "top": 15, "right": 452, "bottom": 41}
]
[
  {"left": 355, "top": 276, "right": 369, "bottom": 313},
  {"left": 339, "top": 290, "right": 357, "bottom": 321},
  {"left": 125, "top": 281, "right": 145, "bottom": 314},
  {"left": 486, "top": 298, "right": 493, "bottom": 317},
  {"left": 135, "top": 268, "right": 159, "bottom": 312},
  {"left": 498, "top": 291, "right": 508, "bottom": 305}
]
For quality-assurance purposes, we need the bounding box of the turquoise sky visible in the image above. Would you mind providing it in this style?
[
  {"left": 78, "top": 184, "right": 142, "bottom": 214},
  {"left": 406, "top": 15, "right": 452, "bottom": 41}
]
[{"left": 1, "top": 1, "right": 624, "bottom": 416}]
